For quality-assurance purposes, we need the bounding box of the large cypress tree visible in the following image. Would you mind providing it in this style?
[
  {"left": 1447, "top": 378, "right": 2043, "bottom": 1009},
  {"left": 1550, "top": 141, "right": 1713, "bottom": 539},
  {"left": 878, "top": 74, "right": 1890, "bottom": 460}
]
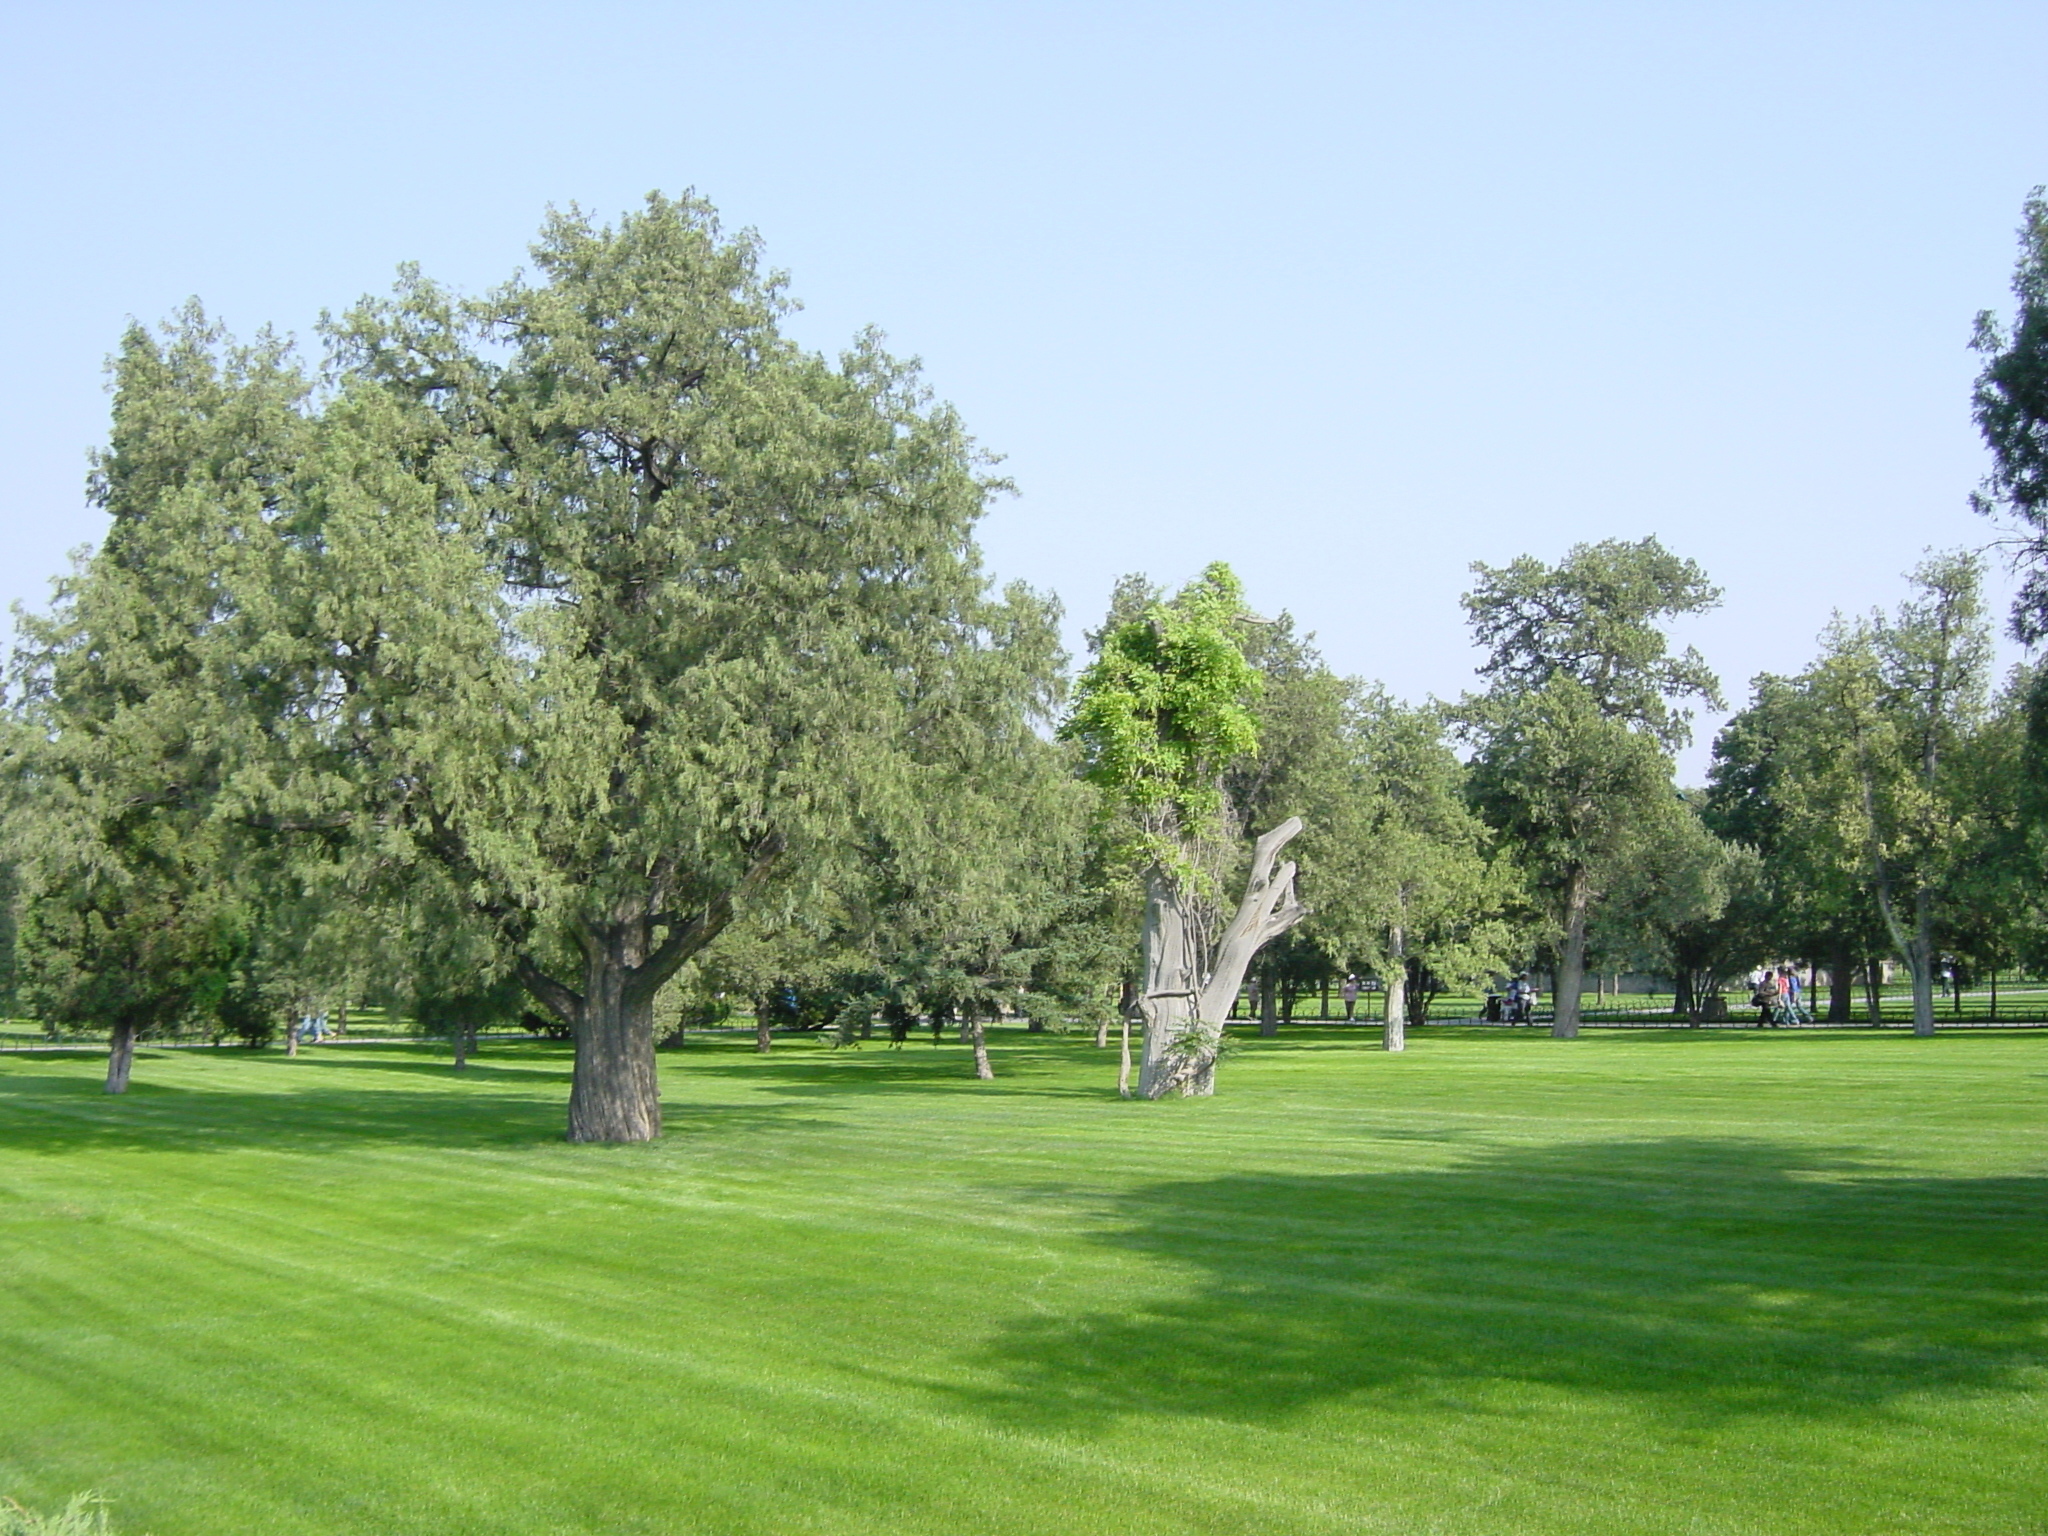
[{"left": 56, "top": 195, "right": 1056, "bottom": 1141}]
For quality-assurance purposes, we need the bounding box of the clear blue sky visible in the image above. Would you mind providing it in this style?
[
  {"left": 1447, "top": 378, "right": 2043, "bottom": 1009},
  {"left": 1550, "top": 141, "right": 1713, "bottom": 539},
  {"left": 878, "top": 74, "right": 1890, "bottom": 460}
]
[{"left": 5, "top": 2, "right": 2044, "bottom": 776}]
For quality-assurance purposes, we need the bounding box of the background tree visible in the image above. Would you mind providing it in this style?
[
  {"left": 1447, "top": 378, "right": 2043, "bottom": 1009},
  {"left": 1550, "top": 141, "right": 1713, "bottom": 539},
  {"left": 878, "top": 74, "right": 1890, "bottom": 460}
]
[
  {"left": 1062, "top": 564, "right": 1306, "bottom": 1099},
  {"left": 1705, "top": 675, "right": 1885, "bottom": 1022},
  {"left": 1972, "top": 186, "right": 2048, "bottom": 640},
  {"left": 3, "top": 312, "right": 304, "bottom": 1090},
  {"left": 1789, "top": 555, "right": 1992, "bottom": 1035},
  {"left": 1458, "top": 538, "right": 1722, "bottom": 1037},
  {"left": 1592, "top": 793, "right": 1765, "bottom": 1022}
]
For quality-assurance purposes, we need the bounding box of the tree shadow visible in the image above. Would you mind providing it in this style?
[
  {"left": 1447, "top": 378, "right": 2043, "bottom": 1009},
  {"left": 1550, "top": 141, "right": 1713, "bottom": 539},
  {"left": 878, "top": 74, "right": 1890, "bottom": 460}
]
[
  {"left": 0, "top": 1053, "right": 830, "bottom": 1155},
  {"left": 679, "top": 1038, "right": 1114, "bottom": 1100},
  {"left": 960, "top": 1137, "right": 2047, "bottom": 1431}
]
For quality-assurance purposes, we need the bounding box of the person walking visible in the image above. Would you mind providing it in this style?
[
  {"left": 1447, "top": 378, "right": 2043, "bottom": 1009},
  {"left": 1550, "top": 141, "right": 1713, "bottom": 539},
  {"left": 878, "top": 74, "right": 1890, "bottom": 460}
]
[
  {"left": 1778, "top": 966, "right": 1806, "bottom": 1025},
  {"left": 1753, "top": 968, "right": 1781, "bottom": 1027}
]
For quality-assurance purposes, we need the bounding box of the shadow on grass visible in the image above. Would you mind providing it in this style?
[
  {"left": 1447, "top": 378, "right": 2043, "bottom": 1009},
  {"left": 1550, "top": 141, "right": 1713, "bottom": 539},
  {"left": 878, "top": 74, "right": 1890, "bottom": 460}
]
[
  {"left": 678, "top": 1034, "right": 1114, "bottom": 1099},
  {"left": 0, "top": 1047, "right": 831, "bottom": 1154},
  {"left": 962, "top": 1136, "right": 2048, "bottom": 1429}
]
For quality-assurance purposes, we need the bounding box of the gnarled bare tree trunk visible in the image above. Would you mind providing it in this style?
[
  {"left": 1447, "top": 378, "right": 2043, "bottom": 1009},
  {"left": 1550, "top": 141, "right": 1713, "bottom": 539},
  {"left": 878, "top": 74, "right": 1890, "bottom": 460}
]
[{"left": 1136, "top": 818, "right": 1308, "bottom": 1100}]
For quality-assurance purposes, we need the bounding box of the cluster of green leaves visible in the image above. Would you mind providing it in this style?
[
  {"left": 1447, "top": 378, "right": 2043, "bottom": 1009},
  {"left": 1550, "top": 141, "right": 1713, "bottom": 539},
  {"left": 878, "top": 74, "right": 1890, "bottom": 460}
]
[
  {"left": 1061, "top": 562, "right": 1260, "bottom": 836},
  {"left": 1973, "top": 186, "right": 2048, "bottom": 640}
]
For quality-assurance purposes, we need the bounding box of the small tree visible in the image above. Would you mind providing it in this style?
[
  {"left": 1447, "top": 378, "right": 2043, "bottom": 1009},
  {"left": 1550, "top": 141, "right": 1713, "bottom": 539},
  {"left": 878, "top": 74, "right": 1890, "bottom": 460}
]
[{"left": 1062, "top": 564, "right": 1306, "bottom": 1098}]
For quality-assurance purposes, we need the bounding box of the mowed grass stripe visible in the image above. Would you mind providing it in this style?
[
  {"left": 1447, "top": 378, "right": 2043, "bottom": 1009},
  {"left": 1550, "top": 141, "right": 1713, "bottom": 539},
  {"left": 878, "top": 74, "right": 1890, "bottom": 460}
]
[{"left": 1, "top": 1026, "right": 2042, "bottom": 1534}]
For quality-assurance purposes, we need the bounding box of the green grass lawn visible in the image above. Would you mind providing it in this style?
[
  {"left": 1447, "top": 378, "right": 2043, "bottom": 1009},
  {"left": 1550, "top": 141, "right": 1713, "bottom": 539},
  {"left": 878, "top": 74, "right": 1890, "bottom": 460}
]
[{"left": 1, "top": 1026, "right": 2041, "bottom": 1535}]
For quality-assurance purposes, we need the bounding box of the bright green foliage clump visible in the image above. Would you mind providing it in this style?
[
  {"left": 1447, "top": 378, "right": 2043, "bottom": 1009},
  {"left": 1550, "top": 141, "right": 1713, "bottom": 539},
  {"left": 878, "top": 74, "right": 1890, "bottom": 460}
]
[{"left": 1061, "top": 562, "right": 1260, "bottom": 831}]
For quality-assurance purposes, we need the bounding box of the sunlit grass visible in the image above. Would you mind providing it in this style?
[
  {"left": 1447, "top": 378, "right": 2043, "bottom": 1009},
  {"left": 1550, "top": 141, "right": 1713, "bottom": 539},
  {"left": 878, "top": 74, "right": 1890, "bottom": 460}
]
[{"left": 2, "top": 1025, "right": 2042, "bottom": 1534}]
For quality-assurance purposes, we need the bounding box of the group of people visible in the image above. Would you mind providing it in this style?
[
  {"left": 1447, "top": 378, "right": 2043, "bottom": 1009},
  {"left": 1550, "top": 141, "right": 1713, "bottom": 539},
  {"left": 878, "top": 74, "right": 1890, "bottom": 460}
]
[{"left": 1748, "top": 966, "right": 1808, "bottom": 1027}]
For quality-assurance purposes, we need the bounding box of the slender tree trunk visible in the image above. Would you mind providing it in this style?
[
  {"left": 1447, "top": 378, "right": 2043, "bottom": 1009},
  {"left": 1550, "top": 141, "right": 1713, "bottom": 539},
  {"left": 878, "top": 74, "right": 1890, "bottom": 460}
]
[
  {"left": 1552, "top": 864, "right": 1590, "bottom": 1039},
  {"left": 1117, "top": 1001, "right": 1134, "bottom": 1098},
  {"left": 1320, "top": 977, "right": 1331, "bottom": 1020},
  {"left": 1673, "top": 968, "right": 1695, "bottom": 1022},
  {"left": 1828, "top": 943, "right": 1855, "bottom": 1022},
  {"left": 1863, "top": 958, "right": 1884, "bottom": 1026},
  {"left": 285, "top": 1016, "right": 300, "bottom": 1057},
  {"left": 969, "top": 1014, "right": 994, "bottom": 1080},
  {"left": 1910, "top": 891, "right": 1937, "bottom": 1037},
  {"left": 1259, "top": 967, "right": 1279, "bottom": 1038},
  {"left": 105, "top": 1021, "right": 138, "bottom": 1095},
  {"left": 1106, "top": 977, "right": 1134, "bottom": 1049},
  {"left": 1990, "top": 969, "right": 1999, "bottom": 1021},
  {"left": 1383, "top": 925, "right": 1407, "bottom": 1052}
]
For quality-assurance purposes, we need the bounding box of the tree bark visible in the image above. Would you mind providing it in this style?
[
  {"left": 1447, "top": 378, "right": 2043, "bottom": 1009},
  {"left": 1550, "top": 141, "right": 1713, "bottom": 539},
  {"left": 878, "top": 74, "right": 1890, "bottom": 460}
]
[
  {"left": 1909, "top": 889, "right": 1937, "bottom": 1037},
  {"left": 1382, "top": 925, "right": 1407, "bottom": 1053},
  {"left": 1862, "top": 957, "right": 1884, "bottom": 1026},
  {"left": 1552, "top": 863, "right": 1589, "bottom": 1039},
  {"left": 513, "top": 831, "right": 786, "bottom": 1142},
  {"left": 105, "top": 1022, "right": 138, "bottom": 1095},
  {"left": 565, "top": 930, "right": 663, "bottom": 1143},
  {"left": 755, "top": 1002, "right": 775, "bottom": 1055},
  {"left": 968, "top": 1014, "right": 994, "bottom": 1080},
  {"left": 1258, "top": 967, "right": 1279, "bottom": 1038},
  {"left": 1135, "top": 817, "right": 1308, "bottom": 1100},
  {"left": 1827, "top": 942, "right": 1855, "bottom": 1022}
]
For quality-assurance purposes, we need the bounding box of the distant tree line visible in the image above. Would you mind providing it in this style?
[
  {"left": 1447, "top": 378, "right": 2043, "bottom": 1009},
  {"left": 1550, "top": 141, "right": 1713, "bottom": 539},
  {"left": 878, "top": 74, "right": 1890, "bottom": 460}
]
[{"left": 3, "top": 188, "right": 2045, "bottom": 1137}]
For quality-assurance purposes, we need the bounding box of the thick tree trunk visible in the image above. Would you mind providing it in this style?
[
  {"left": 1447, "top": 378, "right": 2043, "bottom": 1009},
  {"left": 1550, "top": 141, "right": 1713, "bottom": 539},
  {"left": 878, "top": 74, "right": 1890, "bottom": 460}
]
[
  {"left": 1382, "top": 925, "right": 1407, "bottom": 1052},
  {"left": 105, "top": 1022, "right": 138, "bottom": 1095},
  {"left": 513, "top": 833, "right": 785, "bottom": 1143},
  {"left": 560, "top": 926, "right": 664, "bottom": 1144},
  {"left": 1135, "top": 818, "right": 1307, "bottom": 1100},
  {"left": 285, "top": 1017, "right": 300, "bottom": 1057},
  {"left": 1136, "top": 865, "right": 1202, "bottom": 1097},
  {"left": 968, "top": 1015, "right": 994, "bottom": 1080},
  {"left": 1552, "top": 864, "right": 1589, "bottom": 1039},
  {"left": 1828, "top": 942, "right": 1855, "bottom": 1022},
  {"left": 1673, "top": 968, "right": 1696, "bottom": 1022}
]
